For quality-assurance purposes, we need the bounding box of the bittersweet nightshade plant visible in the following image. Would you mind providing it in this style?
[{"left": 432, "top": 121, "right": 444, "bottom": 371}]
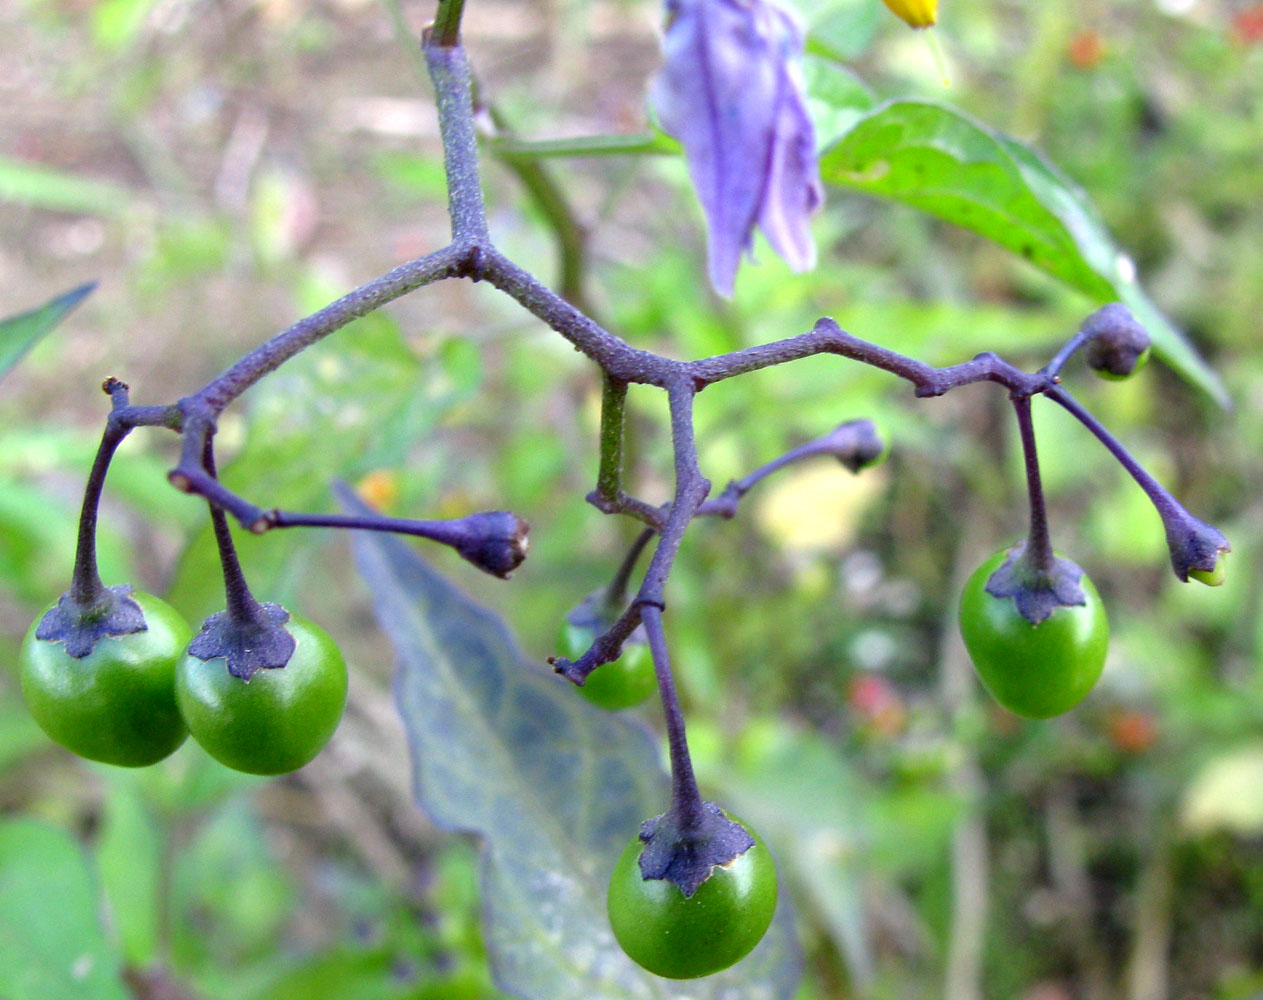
[
  {"left": 23, "top": 0, "right": 1233, "bottom": 984},
  {"left": 653, "top": 0, "right": 822, "bottom": 296}
]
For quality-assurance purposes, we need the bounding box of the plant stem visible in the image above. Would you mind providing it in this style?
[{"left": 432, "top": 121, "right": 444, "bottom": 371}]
[
  {"left": 602, "top": 528, "right": 655, "bottom": 609},
  {"left": 429, "top": 0, "right": 466, "bottom": 47},
  {"left": 67, "top": 379, "right": 138, "bottom": 608},
  {"left": 595, "top": 374, "right": 628, "bottom": 505},
  {"left": 635, "top": 382, "right": 710, "bottom": 606},
  {"left": 68, "top": 421, "right": 128, "bottom": 608},
  {"left": 202, "top": 439, "right": 267, "bottom": 628},
  {"left": 1047, "top": 385, "right": 1185, "bottom": 522},
  {"left": 1042, "top": 329, "right": 1090, "bottom": 379},
  {"left": 641, "top": 604, "right": 706, "bottom": 833},
  {"left": 196, "top": 245, "right": 466, "bottom": 417},
  {"left": 1013, "top": 396, "right": 1055, "bottom": 574},
  {"left": 427, "top": 43, "right": 488, "bottom": 243}
]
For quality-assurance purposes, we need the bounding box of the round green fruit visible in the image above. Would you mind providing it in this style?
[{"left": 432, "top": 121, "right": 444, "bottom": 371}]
[
  {"left": 20, "top": 592, "right": 192, "bottom": 767},
  {"left": 175, "top": 615, "right": 347, "bottom": 775},
  {"left": 958, "top": 552, "right": 1109, "bottom": 719},
  {"left": 607, "top": 818, "right": 777, "bottom": 979},
  {"left": 559, "top": 622, "right": 656, "bottom": 711}
]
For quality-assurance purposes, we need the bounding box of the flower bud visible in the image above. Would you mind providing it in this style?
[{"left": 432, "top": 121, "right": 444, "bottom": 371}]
[
  {"left": 453, "top": 511, "right": 530, "bottom": 579},
  {"left": 826, "top": 418, "right": 886, "bottom": 473},
  {"left": 1188, "top": 551, "right": 1227, "bottom": 587},
  {"left": 881, "top": 0, "right": 938, "bottom": 29},
  {"left": 1081, "top": 302, "right": 1151, "bottom": 380},
  {"left": 1162, "top": 508, "right": 1229, "bottom": 585}
]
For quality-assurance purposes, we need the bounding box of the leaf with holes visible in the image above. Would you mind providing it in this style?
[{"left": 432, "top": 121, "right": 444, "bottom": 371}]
[{"left": 344, "top": 487, "right": 802, "bottom": 1000}]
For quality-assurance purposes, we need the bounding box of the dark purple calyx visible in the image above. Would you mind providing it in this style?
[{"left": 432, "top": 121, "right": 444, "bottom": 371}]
[
  {"left": 35, "top": 584, "right": 148, "bottom": 659},
  {"left": 985, "top": 542, "right": 1087, "bottom": 625},
  {"left": 187, "top": 602, "right": 295, "bottom": 681},
  {"left": 636, "top": 801, "right": 754, "bottom": 898}
]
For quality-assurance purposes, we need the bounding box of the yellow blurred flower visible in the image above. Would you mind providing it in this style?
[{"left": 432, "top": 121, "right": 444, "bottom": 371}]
[{"left": 881, "top": 0, "right": 937, "bottom": 29}]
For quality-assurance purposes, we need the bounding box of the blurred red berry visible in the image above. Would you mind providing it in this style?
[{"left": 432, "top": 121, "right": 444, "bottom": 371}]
[
  {"left": 1231, "top": 5, "right": 1263, "bottom": 44},
  {"left": 1107, "top": 709, "right": 1158, "bottom": 755},
  {"left": 848, "top": 674, "right": 907, "bottom": 737},
  {"left": 1068, "top": 29, "right": 1106, "bottom": 70}
]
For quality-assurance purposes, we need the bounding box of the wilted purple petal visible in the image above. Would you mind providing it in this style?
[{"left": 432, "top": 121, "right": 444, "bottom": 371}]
[
  {"left": 758, "top": 58, "right": 822, "bottom": 273},
  {"left": 652, "top": 0, "right": 822, "bottom": 297}
]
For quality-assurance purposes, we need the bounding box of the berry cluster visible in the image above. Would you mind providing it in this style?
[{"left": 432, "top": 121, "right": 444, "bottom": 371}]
[{"left": 17, "top": 4, "right": 1231, "bottom": 987}]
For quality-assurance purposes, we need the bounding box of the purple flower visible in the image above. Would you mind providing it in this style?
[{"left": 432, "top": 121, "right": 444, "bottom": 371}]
[{"left": 653, "top": 0, "right": 823, "bottom": 297}]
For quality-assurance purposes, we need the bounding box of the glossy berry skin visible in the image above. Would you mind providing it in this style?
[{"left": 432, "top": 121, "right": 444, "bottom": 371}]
[
  {"left": 19, "top": 593, "right": 192, "bottom": 767},
  {"left": 559, "top": 623, "right": 656, "bottom": 711},
  {"left": 607, "top": 819, "right": 777, "bottom": 979},
  {"left": 175, "top": 615, "right": 347, "bottom": 775},
  {"left": 958, "top": 553, "right": 1109, "bottom": 719}
]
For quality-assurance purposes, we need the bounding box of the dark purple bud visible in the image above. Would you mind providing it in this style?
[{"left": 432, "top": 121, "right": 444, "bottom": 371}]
[
  {"left": 1081, "top": 303, "right": 1151, "bottom": 380},
  {"left": 824, "top": 418, "right": 886, "bottom": 473},
  {"left": 453, "top": 511, "right": 530, "bottom": 579},
  {"left": 1162, "top": 507, "right": 1230, "bottom": 585},
  {"left": 653, "top": 0, "right": 823, "bottom": 297}
]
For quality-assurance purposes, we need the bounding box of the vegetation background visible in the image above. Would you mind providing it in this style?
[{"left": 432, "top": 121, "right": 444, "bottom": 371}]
[{"left": 1, "top": 0, "right": 1261, "bottom": 997}]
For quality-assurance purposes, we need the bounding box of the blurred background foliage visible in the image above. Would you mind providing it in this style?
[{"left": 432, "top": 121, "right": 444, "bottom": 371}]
[{"left": 0, "top": 0, "right": 1261, "bottom": 997}]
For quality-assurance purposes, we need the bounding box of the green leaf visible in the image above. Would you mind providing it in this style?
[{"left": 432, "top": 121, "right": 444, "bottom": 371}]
[
  {"left": 726, "top": 728, "right": 875, "bottom": 987},
  {"left": 0, "top": 819, "right": 129, "bottom": 1000},
  {"left": 804, "top": 58, "right": 876, "bottom": 147},
  {"left": 97, "top": 773, "right": 165, "bottom": 967},
  {"left": 345, "top": 488, "right": 803, "bottom": 1000},
  {"left": 0, "top": 156, "right": 132, "bottom": 215},
  {"left": 0, "top": 283, "right": 95, "bottom": 382},
  {"left": 0, "top": 697, "right": 47, "bottom": 774},
  {"left": 820, "top": 100, "right": 1228, "bottom": 406},
  {"left": 804, "top": 0, "right": 881, "bottom": 63},
  {"left": 91, "top": 0, "right": 159, "bottom": 50},
  {"left": 488, "top": 131, "right": 679, "bottom": 160}
]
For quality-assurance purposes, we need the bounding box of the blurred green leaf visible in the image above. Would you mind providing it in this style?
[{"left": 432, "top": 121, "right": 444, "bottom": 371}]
[
  {"left": 804, "top": 0, "right": 881, "bottom": 64},
  {"left": 820, "top": 100, "right": 1228, "bottom": 406},
  {"left": 727, "top": 726, "right": 874, "bottom": 987},
  {"left": 0, "top": 283, "right": 95, "bottom": 382},
  {"left": 0, "top": 819, "right": 128, "bottom": 1000},
  {"left": 805, "top": 59, "right": 876, "bottom": 146},
  {"left": 346, "top": 488, "right": 803, "bottom": 1000},
  {"left": 0, "top": 696, "right": 48, "bottom": 772},
  {"left": 91, "top": 0, "right": 159, "bottom": 50},
  {"left": 170, "top": 799, "right": 294, "bottom": 972},
  {"left": 250, "top": 948, "right": 401, "bottom": 1000},
  {"left": 0, "top": 479, "right": 139, "bottom": 605},
  {"left": 97, "top": 773, "right": 165, "bottom": 968},
  {"left": 0, "top": 156, "right": 132, "bottom": 215},
  {"left": 488, "top": 131, "right": 678, "bottom": 160}
]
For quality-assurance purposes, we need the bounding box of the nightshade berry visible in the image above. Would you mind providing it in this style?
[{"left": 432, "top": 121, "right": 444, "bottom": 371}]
[
  {"left": 959, "top": 548, "right": 1109, "bottom": 719},
  {"left": 176, "top": 606, "right": 347, "bottom": 775},
  {"left": 21, "top": 589, "right": 192, "bottom": 767},
  {"left": 558, "top": 619, "right": 656, "bottom": 710},
  {"left": 608, "top": 807, "right": 777, "bottom": 978}
]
